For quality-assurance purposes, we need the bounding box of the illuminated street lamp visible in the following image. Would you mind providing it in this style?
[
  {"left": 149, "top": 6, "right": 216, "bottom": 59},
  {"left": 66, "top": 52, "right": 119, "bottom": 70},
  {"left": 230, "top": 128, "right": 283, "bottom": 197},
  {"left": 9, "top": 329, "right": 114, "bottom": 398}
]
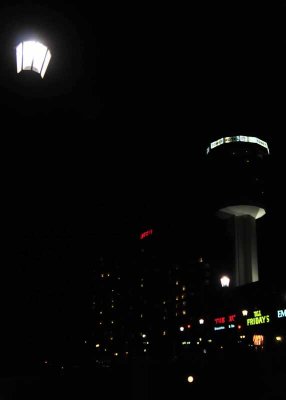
[
  {"left": 16, "top": 40, "right": 51, "bottom": 78},
  {"left": 220, "top": 275, "right": 230, "bottom": 288}
]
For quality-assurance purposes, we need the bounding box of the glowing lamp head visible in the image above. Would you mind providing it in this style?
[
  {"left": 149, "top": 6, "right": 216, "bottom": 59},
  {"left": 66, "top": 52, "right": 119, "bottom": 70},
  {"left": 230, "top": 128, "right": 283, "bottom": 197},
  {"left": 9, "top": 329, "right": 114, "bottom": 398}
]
[
  {"left": 16, "top": 40, "right": 51, "bottom": 78},
  {"left": 187, "top": 376, "right": 194, "bottom": 383},
  {"left": 220, "top": 275, "right": 230, "bottom": 287}
]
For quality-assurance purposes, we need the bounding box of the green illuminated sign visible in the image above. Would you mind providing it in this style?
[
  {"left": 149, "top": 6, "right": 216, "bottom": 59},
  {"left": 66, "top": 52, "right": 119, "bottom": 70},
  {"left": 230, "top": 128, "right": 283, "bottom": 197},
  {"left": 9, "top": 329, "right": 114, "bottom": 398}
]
[{"left": 246, "top": 310, "right": 270, "bottom": 326}]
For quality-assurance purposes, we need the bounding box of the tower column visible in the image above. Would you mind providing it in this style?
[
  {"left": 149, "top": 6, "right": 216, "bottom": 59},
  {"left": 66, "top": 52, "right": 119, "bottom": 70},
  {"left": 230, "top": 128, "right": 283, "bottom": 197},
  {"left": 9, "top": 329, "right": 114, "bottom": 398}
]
[{"left": 234, "top": 214, "right": 258, "bottom": 286}]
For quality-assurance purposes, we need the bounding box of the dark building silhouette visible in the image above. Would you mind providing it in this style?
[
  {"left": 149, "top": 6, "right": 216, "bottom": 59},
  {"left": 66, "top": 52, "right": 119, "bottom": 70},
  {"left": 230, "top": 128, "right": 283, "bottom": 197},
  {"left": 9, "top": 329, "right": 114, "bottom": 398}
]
[{"left": 87, "top": 229, "right": 213, "bottom": 364}]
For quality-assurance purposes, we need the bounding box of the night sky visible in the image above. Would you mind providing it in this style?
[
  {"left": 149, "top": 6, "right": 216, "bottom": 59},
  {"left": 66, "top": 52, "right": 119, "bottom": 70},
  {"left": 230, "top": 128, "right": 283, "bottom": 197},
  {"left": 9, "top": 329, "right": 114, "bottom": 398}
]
[{"left": 0, "top": 1, "right": 285, "bottom": 361}]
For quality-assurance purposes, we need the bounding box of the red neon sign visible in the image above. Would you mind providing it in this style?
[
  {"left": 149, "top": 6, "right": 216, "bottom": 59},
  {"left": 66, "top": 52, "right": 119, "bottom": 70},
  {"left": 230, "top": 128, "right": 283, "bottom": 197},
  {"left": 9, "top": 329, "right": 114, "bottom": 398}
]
[
  {"left": 214, "top": 314, "right": 236, "bottom": 325},
  {"left": 214, "top": 317, "right": 225, "bottom": 325},
  {"left": 140, "top": 229, "right": 153, "bottom": 240}
]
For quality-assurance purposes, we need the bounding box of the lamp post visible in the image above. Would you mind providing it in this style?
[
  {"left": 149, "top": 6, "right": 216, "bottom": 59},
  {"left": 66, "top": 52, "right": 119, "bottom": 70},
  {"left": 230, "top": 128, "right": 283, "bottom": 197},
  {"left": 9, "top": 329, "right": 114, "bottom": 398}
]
[{"left": 16, "top": 40, "right": 51, "bottom": 78}]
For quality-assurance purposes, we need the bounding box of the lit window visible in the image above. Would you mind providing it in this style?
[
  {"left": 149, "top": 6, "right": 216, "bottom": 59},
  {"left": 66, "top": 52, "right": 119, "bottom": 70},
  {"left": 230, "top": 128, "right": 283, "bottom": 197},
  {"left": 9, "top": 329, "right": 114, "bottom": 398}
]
[
  {"left": 182, "top": 286, "right": 186, "bottom": 291},
  {"left": 182, "top": 310, "right": 186, "bottom": 315},
  {"left": 176, "top": 281, "right": 179, "bottom": 286}
]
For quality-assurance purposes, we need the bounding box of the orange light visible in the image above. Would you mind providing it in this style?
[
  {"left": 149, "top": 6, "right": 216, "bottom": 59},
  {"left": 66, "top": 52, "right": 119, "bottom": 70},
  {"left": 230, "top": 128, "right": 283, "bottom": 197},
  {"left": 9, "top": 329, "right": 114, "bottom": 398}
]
[{"left": 253, "top": 334, "right": 264, "bottom": 346}]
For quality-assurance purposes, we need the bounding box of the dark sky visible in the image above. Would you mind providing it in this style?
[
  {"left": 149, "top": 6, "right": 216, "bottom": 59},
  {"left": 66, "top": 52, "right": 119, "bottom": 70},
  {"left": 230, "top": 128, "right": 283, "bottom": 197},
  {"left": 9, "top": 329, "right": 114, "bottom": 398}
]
[{"left": 0, "top": 1, "right": 285, "bottom": 359}]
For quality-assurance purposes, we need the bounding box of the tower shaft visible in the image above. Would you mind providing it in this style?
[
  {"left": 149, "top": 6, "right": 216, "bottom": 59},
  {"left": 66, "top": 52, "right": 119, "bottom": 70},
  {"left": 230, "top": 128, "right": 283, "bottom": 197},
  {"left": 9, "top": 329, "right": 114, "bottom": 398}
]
[{"left": 234, "top": 214, "right": 258, "bottom": 286}]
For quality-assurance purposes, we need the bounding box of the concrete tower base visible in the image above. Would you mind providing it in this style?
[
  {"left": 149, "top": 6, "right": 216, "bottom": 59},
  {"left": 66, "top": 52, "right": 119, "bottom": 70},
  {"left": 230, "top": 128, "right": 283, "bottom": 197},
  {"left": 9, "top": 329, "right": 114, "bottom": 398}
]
[{"left": 218, "top": 205, "right": 265, "bottom": 287}]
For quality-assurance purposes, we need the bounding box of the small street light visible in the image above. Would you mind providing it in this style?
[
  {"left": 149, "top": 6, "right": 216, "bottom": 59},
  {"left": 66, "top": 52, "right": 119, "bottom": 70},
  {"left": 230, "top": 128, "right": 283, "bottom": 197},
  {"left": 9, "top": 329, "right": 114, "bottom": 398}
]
[{"left": 220, "top": 275, "right": 230, "bottom": 288}]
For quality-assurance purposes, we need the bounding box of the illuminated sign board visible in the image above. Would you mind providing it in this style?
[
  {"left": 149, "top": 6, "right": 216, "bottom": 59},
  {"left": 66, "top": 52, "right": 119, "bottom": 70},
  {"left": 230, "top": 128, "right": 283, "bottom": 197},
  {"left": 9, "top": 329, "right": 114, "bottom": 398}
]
[
  {"left": 246, "top": 310, "right": 270, "bottom": 326},
  {"left": 253, "top": 334, "right": 264, "bottom": 346},
  {"left": 206, "top": 136, "right": 269, "bottom": 154},
  {"left": 214, "top": 326, "right": 225, "bottom": 331},
  {"left": 277, "top": 309, "right": 286, "bottom": 318},
  {"left": 140, "top": 229, "right": 153, "bottom": 240},
  {"left": 214, "top": 314, "right": 236, "bottom": 331}
]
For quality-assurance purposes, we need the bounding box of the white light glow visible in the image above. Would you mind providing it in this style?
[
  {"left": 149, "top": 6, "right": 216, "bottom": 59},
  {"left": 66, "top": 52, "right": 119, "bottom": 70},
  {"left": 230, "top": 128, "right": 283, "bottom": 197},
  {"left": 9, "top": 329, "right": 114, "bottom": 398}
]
[
  {"left": 220, "top": 275, "right": 230, "bottom": 287},
  {"left": 16, "top": 42, "right": 23, "bottom": 73},
  {"left": 187, "top": 376, "right": 194, "bottom": 383},
  {"left": 16, "top": 40, "right": 51, "bottom": 78},
  {"left": 207, "top": 135, "right": 269, "bottom": 154}
]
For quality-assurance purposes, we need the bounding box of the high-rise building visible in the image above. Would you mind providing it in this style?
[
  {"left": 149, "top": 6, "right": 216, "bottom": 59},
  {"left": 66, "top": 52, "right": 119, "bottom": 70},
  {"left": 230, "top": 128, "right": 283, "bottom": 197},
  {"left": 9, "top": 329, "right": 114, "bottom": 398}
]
[
  {"left": 87, "top": 228, "right": 213, "bottom": 363},
  {"left": 206, "top": 135, "right": 270, "bottom": 286}
]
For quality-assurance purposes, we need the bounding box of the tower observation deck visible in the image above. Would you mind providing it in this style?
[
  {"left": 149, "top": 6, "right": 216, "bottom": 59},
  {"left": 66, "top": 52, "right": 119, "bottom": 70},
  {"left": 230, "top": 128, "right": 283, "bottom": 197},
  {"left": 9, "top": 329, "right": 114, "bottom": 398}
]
[{"left": 206, "top": 135, "right": 269, "bottom": 287}]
